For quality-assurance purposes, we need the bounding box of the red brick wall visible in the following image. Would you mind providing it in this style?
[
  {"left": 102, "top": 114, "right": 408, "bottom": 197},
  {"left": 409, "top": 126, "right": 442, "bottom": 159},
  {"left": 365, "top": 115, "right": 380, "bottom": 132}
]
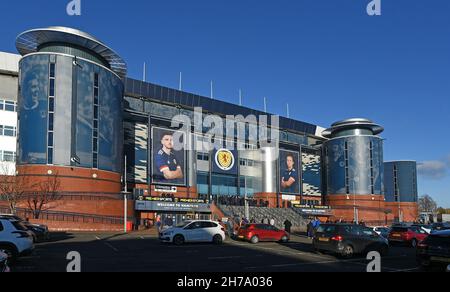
[
  {"left": 326, "top": 194, "right": 387, "bottom": 225},
  {"left": 385, "top": 202, "right": 419, "bottom": 223},
  {"left": 29, "top": 219, "right": 124, "bottom": 232},
  {"left": 17, "top": 165, "right": 122, "bottom": 193}
]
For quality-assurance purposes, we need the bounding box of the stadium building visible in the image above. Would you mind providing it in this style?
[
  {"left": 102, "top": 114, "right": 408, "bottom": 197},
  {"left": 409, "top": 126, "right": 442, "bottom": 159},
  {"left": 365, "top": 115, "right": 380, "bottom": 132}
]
[{"left": 0, "top": 27, "right": 418, "bottom": 231}]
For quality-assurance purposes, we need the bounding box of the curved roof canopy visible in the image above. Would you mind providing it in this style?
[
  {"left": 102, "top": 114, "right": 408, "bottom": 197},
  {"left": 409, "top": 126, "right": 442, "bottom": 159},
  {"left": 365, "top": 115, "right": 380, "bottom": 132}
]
[
  {"left": 16, "top": 26, "right": 127, "bottom": 78},
  {"left": 322, "top": 118, "right": 384, "bottom": 138}
]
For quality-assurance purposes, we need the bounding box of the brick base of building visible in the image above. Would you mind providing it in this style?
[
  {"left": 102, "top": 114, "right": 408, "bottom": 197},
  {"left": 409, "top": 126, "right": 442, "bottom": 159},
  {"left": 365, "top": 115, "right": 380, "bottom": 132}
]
[{"left": 326, "top": 195, "right": 419, "bottom": 225}]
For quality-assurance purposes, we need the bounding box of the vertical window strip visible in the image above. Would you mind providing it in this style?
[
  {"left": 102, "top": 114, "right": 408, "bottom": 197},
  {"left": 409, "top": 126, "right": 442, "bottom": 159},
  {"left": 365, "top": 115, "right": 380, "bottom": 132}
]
[
  {"left": 344, "top": 141, "right": 350, "bottom": 194},
  {"left": 93, "top": 73, "right": 99, "bottom": 169},
  {"left": 393, "top": 165, "right": 399, "bottom": 202},
  {"left": 369, "top": 141, "right": 375, "bottom": 194},
  {"left": 47, "top": 62, "right": 56, "bottom": 165}
]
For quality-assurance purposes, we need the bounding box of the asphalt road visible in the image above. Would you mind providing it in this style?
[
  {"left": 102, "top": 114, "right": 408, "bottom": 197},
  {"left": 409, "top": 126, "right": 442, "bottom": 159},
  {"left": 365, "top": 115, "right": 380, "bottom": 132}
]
[{"left": 12, "top": 232, "right": 421, "bottom": 272}]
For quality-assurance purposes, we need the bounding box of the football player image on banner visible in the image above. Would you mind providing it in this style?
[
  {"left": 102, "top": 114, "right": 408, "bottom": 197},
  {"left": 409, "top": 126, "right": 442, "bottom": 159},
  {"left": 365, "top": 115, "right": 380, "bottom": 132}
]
[
  {"left": 152, "top": 127, "right": 186, "bottom": 186},
  {"left": 279, "top": 150, "right": 300, "bottom": 195}
]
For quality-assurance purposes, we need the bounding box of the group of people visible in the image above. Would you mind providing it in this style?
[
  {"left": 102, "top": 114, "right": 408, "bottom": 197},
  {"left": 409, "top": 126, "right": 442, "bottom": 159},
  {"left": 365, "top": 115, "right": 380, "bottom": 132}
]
[
  {"left": 213, "top": 195, "right": 270, "bottom": 208},
  {"left": 325, "top": 218, "right": 367, "bottom": 226}
]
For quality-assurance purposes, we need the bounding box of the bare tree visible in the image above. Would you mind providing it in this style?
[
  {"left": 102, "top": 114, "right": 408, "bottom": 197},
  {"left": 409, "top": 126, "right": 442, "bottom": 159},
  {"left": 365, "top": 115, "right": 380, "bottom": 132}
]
[
  {"left": 418, "top": 195, "right": 438, "bottom": 214},
  {"left": 0, "top": 164, "right": 31, "bottom": 214},
  {"left": 26, "top": 173, "right": 62, "bottom": 219}
]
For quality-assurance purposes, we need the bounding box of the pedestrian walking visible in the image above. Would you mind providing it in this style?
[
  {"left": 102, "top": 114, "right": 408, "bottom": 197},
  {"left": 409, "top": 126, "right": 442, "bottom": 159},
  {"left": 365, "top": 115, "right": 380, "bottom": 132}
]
[{"left": 284, "top": 220, "right": 292, "bottom": 234}]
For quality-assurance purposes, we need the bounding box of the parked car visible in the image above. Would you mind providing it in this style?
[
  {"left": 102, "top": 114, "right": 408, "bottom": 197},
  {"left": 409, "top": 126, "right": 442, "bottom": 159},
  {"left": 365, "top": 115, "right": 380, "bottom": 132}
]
[
  {"left": 417, "top": 230, "right": 450, "bottom": 272},
  {"left": 412, "top": 224, "right": 432, "bottom": 234},
  {"left": 0, "top": 215, "right": 49, "bottom": 243},
  {"left": 373, "top": 227, "right": 391, "bottom": 238},
  {"left": 313, "top": 224, "right": 389, "bottom": 258},
  {"left": 237, "top": 224, "right": 289, "bottom": 244},
  {"left": 0, "top": 251, "right": 10, "bottom": 273},
  {"left": 159, "top": 220, "right": 226, "bottom": 245},
  {"left": 0, "top": 218, "right": 34, "bottom": 263},
  {"left": 431, "top": 223, "right": 450, "bottom": 233},
  {"left": 388, "top": 225, "right": 428, "bottom": 247}
]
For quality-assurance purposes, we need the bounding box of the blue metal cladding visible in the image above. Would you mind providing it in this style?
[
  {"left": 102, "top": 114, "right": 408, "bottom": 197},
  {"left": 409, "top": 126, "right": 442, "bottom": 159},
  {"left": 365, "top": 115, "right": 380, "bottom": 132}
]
[
  {"left": 384, "top": 161, "right": 418, "bottom": 203},
  {"left": 123, "top": 78, "right": 318, "bottom": 136},
  {"left": 325, "top": 136, "right": 384, "bottom": 195},
  {"left": 18, "top": 54, "right": 124, "bottom": 173},
  {"left": 18, "top": 54, "right": 49, "bottom": 165}
]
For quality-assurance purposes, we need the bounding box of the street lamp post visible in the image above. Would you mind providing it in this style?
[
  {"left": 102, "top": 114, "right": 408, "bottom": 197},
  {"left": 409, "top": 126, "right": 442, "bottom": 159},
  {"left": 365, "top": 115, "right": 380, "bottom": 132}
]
[{"left": 244, "top": 177, "right": 250, "bottom": 220}]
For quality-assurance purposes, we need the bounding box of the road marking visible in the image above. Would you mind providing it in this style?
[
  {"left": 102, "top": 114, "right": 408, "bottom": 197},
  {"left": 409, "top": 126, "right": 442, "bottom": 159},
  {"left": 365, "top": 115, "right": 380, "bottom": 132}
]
[{"left": 94, "top": 235, "right": 119, "bottom": 252}]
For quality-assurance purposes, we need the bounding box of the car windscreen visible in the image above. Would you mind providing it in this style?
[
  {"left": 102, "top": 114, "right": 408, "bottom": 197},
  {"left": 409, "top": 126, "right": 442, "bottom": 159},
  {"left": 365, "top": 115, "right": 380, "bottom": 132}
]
[
  {"left": 176, "top": 221, "right": 192, "bottom": 228},
  {"left": 11, "top": 221, "right": 28, "bottom": 231}
]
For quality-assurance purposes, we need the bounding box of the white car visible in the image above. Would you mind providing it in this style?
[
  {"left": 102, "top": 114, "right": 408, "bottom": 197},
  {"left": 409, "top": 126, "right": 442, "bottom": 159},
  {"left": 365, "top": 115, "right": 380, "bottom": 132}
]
[
  {"left": 0, "top": 218, "right": 34, "bottom": 263},
  {"left": 159, "top": 220, "right": 226, "bottom": 245}
]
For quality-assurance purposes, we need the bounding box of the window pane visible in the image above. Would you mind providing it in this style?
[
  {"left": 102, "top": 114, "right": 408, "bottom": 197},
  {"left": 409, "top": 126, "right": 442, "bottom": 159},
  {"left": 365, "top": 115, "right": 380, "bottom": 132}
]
[
  {"left": 47, "top": 148, "right": 53, "bottom": 164},
  {"left": 49, "top": 97, "right": 55, "bottom": 112},
  {"left": 48, "top": 113, "right": 54, "bottom": 131},
  {"left": 5, "top": 101, "right": 15, "bottom": 112},
  {"left": 4, "top": 126, "right": 14, "bottom": 137},
  {"left": 50, "top": 64, "right": 56, "bottom": 77},
  {"left": 49, "top": 79, "right": 55, "bottom": 97},
  {"left": 4, "top": 151, "right": 15, "bottom": 162},
  {"left": 48, "top": 132, "right": 54, "bottom": 147}
]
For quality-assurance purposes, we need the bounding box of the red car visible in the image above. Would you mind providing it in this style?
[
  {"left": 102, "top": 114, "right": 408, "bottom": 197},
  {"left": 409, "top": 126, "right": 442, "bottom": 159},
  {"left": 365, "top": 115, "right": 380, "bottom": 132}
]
[
  {"left": 388, "top": 225, "right": 428, "bottom": 248},
  {"left": 237, "top": 224, "right": 290, "bottom": 244}
]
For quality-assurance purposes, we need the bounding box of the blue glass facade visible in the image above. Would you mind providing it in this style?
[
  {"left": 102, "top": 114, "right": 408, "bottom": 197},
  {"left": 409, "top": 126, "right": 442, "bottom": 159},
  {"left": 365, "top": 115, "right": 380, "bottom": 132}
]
[
  {"left": 18, "top": 54, "right": 49, "bottom": 165},
  {"left": 324, "top": 136, "right": 384, "bottom": 195},
  {"left": 384, "top": 161, "right": 418, "bottom": 203},
  {"left": 18, "top": 53, "right": 124, "bottom": 173}
]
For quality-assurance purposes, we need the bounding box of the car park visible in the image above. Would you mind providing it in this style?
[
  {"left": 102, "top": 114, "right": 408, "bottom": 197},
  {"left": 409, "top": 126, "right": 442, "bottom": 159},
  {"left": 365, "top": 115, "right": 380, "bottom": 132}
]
[
  {"left": 0, "top": 218, "right": 34, "bottom": 263},
  {"left": 237, "top": 224, "right": 290, "bottom": 244},
  {"left": 388, "top": 225, "right": 428, "bottom": 247},
  {"left": 0, "top": 215, "right": 49, "bottom": 243},
  {"left": 313, "top": 224, "right": 389, "bottom": 258},
  {"left": 412, "top": 224, "right": 432, "bottom": 234},
  {"left": 431, "top": 223, "right": 450, "bottom": 233},
  {"left": 0, "top": 251, "right": 10, "bottom": 273},
  {"left": 416, "top": 230, "right": 450, "bottom": 272},
  {"left": 159, "top": 220, "right": 226, "bottom": 245}
]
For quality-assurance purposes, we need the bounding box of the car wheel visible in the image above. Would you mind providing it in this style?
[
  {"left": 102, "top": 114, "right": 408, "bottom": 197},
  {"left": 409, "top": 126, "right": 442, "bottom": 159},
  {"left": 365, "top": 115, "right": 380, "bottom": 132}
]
[
  {"left": 341, "top": 245, "right": 354, "bottom": 258},
  {"left": 250, "top": 236, "right": 259, "bottom": 244},
  {"left": 213, "top": 235, "right": 223, "bottom": 245},
  {"left": 411, "top": 239, "right": 418, "bottom": 248},
  {"left": 0, "top": 245, "right": 18, "bottom": 265},
  {"left": 173, "top": 235, "right": 185, "bottom": 246},
  {"left": 280, "top": 236, "right": 289, "bottom": 243}
]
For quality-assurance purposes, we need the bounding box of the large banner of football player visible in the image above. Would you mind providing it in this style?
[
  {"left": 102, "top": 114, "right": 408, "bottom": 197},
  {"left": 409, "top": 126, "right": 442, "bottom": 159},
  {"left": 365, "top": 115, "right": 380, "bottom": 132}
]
[
  {"left": 151, "top": 127, "right": 187, "bottom": 186},
  {"left": 279, "top": 150, "right": 301, "bottom": 195}
]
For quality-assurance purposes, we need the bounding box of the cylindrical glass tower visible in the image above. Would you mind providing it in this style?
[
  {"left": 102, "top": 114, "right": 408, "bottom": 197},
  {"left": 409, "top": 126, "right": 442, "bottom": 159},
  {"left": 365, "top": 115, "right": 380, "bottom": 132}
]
[
  {"left": 323, "top": 118, "right": 385, "bottom": 196},
  {"left": 16, "top": 27, "right": 127, "bottom": 193}
]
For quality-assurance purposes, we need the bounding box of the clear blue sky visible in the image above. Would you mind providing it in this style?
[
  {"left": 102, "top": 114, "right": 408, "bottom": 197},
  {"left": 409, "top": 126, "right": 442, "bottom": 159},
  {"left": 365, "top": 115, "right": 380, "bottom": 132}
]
[{"left": 1, "top": 0, "right": 449, "bottom": 207}]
